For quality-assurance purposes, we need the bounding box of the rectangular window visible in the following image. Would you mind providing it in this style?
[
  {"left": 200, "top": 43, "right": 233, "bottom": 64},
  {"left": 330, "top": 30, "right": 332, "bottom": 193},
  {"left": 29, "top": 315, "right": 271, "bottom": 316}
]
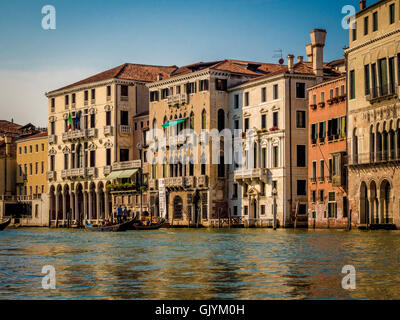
[
  {"left": 273, "top": 84, "right": 279, "bottom": 99},
  {"left": 121, "top": 85, "right": 128, "bottom": 97},
  {"left": 65, "top": 95, "right": 69, "bottom": 106},
  {"left": 120, "top": 111, "right": 129, "bottom": 126},
  {"left": 319, "top": 121, "right": 326, "bottom": 140},
  {"left": 390, "top": 3, "right": 395, "bottom": 24},
  {"left": 364, "top": 64, "right": 370, "bottom": 95},
  {"left": 273, "top": 112, "right": 278, "bottom": 127},
  {"left": 373, "top": 11, "right": 378, "bottom": 31},
  {"left": 234, "top": 120, "right": 239, "bottom": 130},
  {"left": 244, "top": 92, "right": 249, "bottom": 106},
  {"left": 297, "top": 145, "right": 306, "bottom": 167},
  {"left": 64, "top": 154, "right": 69, "bottom": 170},
  {"left": 107, "top": 85, "right": 111, "bottom": 97},
  {"left": 311, "top": 123, "right": 318, "bottom": 144},
  {"left": 349, "top": 70, "right": 355, "bottom": 99},
  {"left": 91, "top": 89, "right": 95, "bottom": 100},
  {"left": 371, "top": 63, "right": 377, "bottom": 95},
  {"left": 389, "top": 57, "right": 395, "bottom": 93},
  {"left": 320, "top": 160, "right": 325, "bottom": 180},
  {"left": 89, "top": 151, "right": 95, "bottom": 168},
  {"left": 234, "top": 94, "right": 239, "bottom": 109},
  {"left": 106, "top": 149, "right": 111, "bottom": 166},
  {"left": 244, "top": 118, "right": 249, "bottom": 131},
  {"left": 352, "top": 22, "right": 357, "bottom": 41},
  {"left": 378, "top": 58, "right": 388, "bottom": 95},
  {"left": 364, "top": 16, "right": 369, "bottom": 35},
  {"left": 51, "top": 98, "right": 55, "bottom": 109},
  {"left": 150, "top": 91, "right": 159, "bottom": 102},
  {"left": 244, "top": 206, "right": 248, "bottom": 216},
  {"left": 201, "top": 163, "right": 206, "bottom": 175},
  {"left": 320, "top": 91, "right": 325, "bottom": 103},
  {"left": 319, "top": 190, "right": 325, "bottom": 202},
  {"left": 312, "top": 161, "right": 317, "bottom": 180},
  {"left": 296, "top": 111, "right": 306, "bottom": 128},
  {"left": 90, "top": 114, "right": 95, "bottom": 128},
  {"left": 186, "top": 82, "right": 197, "bottom": 94},
  {"left": 120, "top": 149, "right": 129, "bottom": 162},
  {"left": 261, "top": 87, "right": 266, "bottom": 102},
  {"left": 261, "top": 114, "right": 267, "bottom": 129},
  {"left": 296, "top": 82, "right": 306, "bottom": 98},
  {"left": 312, "top": 190, "right": 316, "bottom": 203},
  {"left": 199, "top": 79, "right": 209, "bottom": 91},
  {"left": 297, "top": 180, "right": 307, "bottom": 196},
  {"left": 233, "top": 183, "right": 238, "bottom": 199},
  {"left": 215, "top": 79, "right": 227, "bottom": 91},
  {"left": 50, "top": 156, "right": 55, "bottom": 171},
  {"left": 261, "top": 205, "right": 266, "bottom": 215},
  {"left": 328, "top": 158, "right": 333, "bottom": 181},
  {"left": 262, "top": 148, "right": 267, "bottom": 168},
  {"left": 273, "top": 146, "right": 279, "bottom": 168},
  {"left": 106, "top": 111, "right": 111, "bottom": 126},
  {"left": 328, "top": 192, "right": 337, "bottom": 218},
  {"left": 84, "top": 90, "right": 89, "bottom": 101},
  {"left": 41, "top": 161, "right": 44, "bottom": 174}
]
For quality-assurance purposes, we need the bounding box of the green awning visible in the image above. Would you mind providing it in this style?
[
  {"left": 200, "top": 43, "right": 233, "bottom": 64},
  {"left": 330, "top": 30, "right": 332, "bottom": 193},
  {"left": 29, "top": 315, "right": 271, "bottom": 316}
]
[
  {"left": 162, "top": 119, "right": 186, "bottom": 128},
  {"left": 105, "top": 169, "right": 138, "bottom": 180}
]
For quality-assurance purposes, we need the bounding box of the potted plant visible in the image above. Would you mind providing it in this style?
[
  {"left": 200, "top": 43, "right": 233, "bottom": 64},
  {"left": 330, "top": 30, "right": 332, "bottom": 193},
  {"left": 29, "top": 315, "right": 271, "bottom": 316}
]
[
  {"left": 269, "top": 126, "right": 279, "bottom": 132},
  {"left": 327, "top": 98, "right": 334, "bottom": 105},
  {"left": 310, "top": 104, "right": 317, "bottom": 110},
  {"left": 318, "top": 102, "right": 325, "bottom": 108}
]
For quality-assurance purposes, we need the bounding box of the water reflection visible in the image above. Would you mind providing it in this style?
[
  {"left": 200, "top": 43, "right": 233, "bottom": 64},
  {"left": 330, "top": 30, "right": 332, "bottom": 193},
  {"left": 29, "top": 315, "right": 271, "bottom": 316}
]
[{"left": 0, "top": 228, "right": 399, "bottom": 299}]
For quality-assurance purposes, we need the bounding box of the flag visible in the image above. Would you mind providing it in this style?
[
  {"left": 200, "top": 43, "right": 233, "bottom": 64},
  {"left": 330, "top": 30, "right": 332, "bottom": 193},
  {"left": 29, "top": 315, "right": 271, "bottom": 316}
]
[{"left": 68, "top": 112, "right": 73, "bottom": 131}]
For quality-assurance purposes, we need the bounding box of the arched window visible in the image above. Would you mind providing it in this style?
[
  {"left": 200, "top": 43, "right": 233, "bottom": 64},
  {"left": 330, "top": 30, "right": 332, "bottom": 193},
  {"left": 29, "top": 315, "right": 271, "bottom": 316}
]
[
  {"left": 152, "top": 118, "right": 157, "bottom": 138},
  {"left": 190, "top": 112, "right": 194, "bottom": 130},
  {"left": 218, "top": 109, "right": 225, "bottom": 131},
  {"left": 77, "top": 144, "right": 84, "bottom": 168},
  {"left": 173, "top": 196, "right": 183, "bottom": 219},
  {"left": 353, "top": 128, "right": 358, "bottom": 164},
  {"left": 201, "top": 109, "right": 207, "bottom": 130}
]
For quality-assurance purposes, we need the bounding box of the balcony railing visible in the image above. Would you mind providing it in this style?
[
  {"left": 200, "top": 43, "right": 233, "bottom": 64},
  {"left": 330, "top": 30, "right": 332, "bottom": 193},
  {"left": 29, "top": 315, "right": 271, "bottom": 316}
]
[
  {"left": 367, "top": 84, "right": 397, "bottom": 102},
  {"left": 347, "top": 151, "right": 400, "bottom": 166},
  {"left": 47, "top": 171, "right": 56, "bottom": 181},
  {"left": 120, "top": 96, "right": 129, "bottom": 102},
  {"left": 119, "top": 125, "right": 131, "bottom": 135},
  {"left": 103, "top": 166, "right": 112, "bottom": 176},
  {"left": 234, "top": 168, "right": 268, "bottom": 182},
  {"left": 86, "top": 128, "right": 97, "bottom": 138},
  {"left": 104, "top": 125, "right": 113, "bottom": 136},
  {"left": 112, "top": 160, "right": 141, "bottom": 171},
  {"left": 48, "top": 135, "right": 57, "bottom": 144},
  {"left": 184, "top": 176, "right": 196, "bottom": 188},
  {"left": 167, "top": 93, "right": 188, "bottom": 106},
  {"left": 197, "top": 175, "right": 209, "bottom": 188},
  {"left": 61, "top": 168, "right": 86, "bottom": 179},
  {"left": 165, "top": 177, "right": 185, "bottom": 188},
  {"left": 86, "top": 167, "right": 97, "bottom": 177},
  {"left": 62, "top": 129, "right": 97, "bottom": 142}
]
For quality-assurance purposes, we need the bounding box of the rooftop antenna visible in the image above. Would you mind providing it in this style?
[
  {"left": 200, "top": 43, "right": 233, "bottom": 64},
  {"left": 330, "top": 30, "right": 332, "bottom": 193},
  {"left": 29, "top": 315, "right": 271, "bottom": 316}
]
[{"left": 273, "top": 49, "right": 284, "bottom": 65}]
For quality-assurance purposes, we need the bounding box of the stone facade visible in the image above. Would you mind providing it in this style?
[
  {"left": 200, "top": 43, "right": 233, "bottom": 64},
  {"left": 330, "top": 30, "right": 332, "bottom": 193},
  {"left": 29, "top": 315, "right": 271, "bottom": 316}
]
[{"left": 346, "top": 0, "right": 400, "bottom": 229}]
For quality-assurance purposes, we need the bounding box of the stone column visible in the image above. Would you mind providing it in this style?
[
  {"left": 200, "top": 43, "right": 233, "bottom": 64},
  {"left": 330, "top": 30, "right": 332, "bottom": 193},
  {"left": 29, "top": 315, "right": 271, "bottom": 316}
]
[
  {"left": 75, "top": 192, "right": 79, "bottom": 222},
  {"left": 83, "top": 192, "right": 88, "bottom": 220},
  {"left": 88, "top": 191, "right": 93, "bottom": 221},
  {"left": 96, "top": 191, "right": 101, "bottom": 223},
  {"left": 105, "top": 192, "right": 110, "bottom": 220},
  {"left": 55, "top": 192, "right": 60, "bottom": 222},
  {"left": 70, "top": 193, "right": 74, "bottom": 223},
  {"left": 62, "top": 192, "right": 67, "bottom": 223}
]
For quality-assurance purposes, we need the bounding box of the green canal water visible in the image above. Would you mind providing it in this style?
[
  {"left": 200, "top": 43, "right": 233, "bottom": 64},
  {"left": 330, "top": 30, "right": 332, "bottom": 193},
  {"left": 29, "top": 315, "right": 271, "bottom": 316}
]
[{"left": 0, "top": 228, "right": 400, "bottom": 300}]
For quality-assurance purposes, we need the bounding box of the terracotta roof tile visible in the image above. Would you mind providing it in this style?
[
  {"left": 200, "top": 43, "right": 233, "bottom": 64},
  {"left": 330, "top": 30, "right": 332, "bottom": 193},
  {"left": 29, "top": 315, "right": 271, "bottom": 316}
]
[{"left": 16, "top": 131, "right": 48, "bottom": 142}]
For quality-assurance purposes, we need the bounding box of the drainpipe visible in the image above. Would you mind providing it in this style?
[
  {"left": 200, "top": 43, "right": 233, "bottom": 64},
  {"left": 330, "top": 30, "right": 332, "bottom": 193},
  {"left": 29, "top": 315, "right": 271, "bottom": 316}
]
[{"left": 288, "top": 76, "right": 293, "bottom": 228}]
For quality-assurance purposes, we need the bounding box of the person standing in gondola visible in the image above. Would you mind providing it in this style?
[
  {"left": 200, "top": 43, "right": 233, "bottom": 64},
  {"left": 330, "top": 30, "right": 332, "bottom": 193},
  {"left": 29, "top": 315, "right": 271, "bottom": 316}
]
[
  {"left": 123, "top": 207, "right": 128, "bottom": 221},
  {"left": 117, "top": 205, "right": 122, "bottom": 223}
]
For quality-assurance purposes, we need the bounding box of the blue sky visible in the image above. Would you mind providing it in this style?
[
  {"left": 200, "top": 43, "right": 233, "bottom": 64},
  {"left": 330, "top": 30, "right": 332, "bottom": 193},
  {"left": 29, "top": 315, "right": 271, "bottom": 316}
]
[{"left": 0, "top": 0, "right": 360, "bottom": 127}]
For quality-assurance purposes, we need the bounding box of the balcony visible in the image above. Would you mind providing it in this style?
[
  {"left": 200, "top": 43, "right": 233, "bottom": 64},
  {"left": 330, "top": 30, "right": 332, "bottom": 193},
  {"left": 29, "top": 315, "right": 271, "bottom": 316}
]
[
  {"left": 184, "top": 176, "right": 196, "bottom": 188},
  {"left": 367, "top": 84, "right": 397, "bottom": 103},
  {"left": 62, "top": 130, "right": 85, "bottom": 142},
  {"left": 86, "top": 128, "right": 97, "bottom": 138},
  {"left": 112, "top": 160, "right": 141, "bottom": 171},
  {"left": 318, "top": 176, "right": 325, "bottom": 183},
  {"left": 197, "top": 175, "right": 209, "bottom": 188},
  {"left": 48, "top": 135, "right": 57, "bottom": 144},
  {"left": 86, "top": 167, "right": 97, "bottom": 177},
  {"left": 47, "top": 171, "right": 56, "bottom": 181},
  {"left": 165, "top": 177, "right": 184, "bottom": 189},
  {"left": 310, "top": 177, "right": 317, "bottom": 184},
  {"left": 149, "top": 179, "right": 158, "bottom": 190},
  {"left": 61, "top": 168, "right": 85, "bottom": 179},
  {"left": 104, "top": 125, "right": 113, "bottom": 136},
  {"left": 119, "top": 125, "right": 131, "bottom": 135},
  {"left": 234, "top": 168, "right": 268, "bottom": 183},
  {"left": 103, "top": 166, "right": 112, "bottom": 176},
  {"left": 347, "top": 151, "right": 400, "bottom": 166},
  {"left": 16, "top": 174, "right": 27, "bottom": 184},
  {"left": 120, "top": 95, "right": 129, "bottom": 102},
  {"left": 167, "top": 93, "right": 188, "bottom": 106}
]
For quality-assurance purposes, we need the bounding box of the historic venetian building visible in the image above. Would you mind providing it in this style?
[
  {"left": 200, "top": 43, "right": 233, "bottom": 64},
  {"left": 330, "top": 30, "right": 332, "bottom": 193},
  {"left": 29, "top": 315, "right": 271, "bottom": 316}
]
[
  {"left": 347, "top": 0, "right": 400, "bottom": 229},
  {"left": 45, "top": 63, "right": 176, "bottom": 226},
  {"left": 146, "top": 60, "right": 284, "bottom": 227},
  {"left": 230, "top": 30, "right": 342, "bottom": 227}
]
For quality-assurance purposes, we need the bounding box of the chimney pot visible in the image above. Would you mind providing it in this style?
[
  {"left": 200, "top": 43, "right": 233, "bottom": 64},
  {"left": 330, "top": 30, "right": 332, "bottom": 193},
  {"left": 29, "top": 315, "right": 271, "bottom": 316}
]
[
  {"left": 297, "top": 56, "right": 304, "bottom": 63},
  {"left": 287, "top": 55, "right": 295, "bottom": 73},
  {"left": 360, "top": 0, "right": 366, "bottom": 10},
  {"left": 310, "top": 29, "right": 327, "bottom": 82}
]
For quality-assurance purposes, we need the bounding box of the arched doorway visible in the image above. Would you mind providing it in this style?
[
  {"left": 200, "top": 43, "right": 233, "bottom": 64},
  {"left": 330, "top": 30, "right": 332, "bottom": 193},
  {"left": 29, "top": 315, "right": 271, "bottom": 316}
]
[
  {"left": 173, "top": 196, "right": 183, "bottom": 220},
  {"left": 49, "top": 186, "right": 56, "bottom": 221},
  {"left": 218, "top": 109, "right": 225, "bottom": 131},
  {"left": 252, "top": 199, "right": 257, "bottom": 221},
  {"left": 76, "top": 184, "right": 84, "bottom": 225},
  {"left": 360, "top": 182, "right": 369, "bottom": 225},
  {"left": 370, "top": 181, "right": 378, "bottom": 224},
  {"left": 380, "top": 180, "right": 392, "bottom": 224}
]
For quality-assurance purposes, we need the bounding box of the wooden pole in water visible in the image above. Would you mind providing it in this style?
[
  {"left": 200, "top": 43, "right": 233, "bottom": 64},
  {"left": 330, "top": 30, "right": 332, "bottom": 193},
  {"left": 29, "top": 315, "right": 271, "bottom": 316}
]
[{"left": 228, "top": 207, "right": 231, "bottom": 229}]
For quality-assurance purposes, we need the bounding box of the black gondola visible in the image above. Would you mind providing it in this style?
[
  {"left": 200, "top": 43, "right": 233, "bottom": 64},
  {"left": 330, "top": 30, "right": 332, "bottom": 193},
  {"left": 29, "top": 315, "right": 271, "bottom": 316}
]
[
  {"left": 0, "top": 218, "right": 11, "bottom": 231},
  {"left": 132, "top": 218, "right": 166, "bottom": 230},
  {"left": 84, "top": 219, "right": 135, "bottom": 232}
]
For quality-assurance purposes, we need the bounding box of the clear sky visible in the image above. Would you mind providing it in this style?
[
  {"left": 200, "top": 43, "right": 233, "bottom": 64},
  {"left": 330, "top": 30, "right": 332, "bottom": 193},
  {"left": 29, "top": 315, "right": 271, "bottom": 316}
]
[{"left": 0, "top": 0, "right": 360, "bottom": 127}]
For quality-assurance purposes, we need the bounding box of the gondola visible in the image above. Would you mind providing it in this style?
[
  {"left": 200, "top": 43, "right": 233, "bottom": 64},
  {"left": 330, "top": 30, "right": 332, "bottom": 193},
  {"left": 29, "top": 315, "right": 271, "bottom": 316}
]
[
  {"left": 132, "top": 218, "right": 166, "bottom": 230},
  {"left": 84, "top": 218, "right": 135, "bottom": 232},
  {"left": 0, "top": 218, "right": 11, "bottom": 231}
]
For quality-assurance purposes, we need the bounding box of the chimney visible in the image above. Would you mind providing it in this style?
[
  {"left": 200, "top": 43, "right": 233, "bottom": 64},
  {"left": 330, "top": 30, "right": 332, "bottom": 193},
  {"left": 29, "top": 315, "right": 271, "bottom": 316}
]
[
  {"left": 287, "top": 54, "right": 295, "bottom": 73},
  {"left": 297, "top": 56, "right": 304, "bottom": 63},
  {"left": 5, "top": 136, "right": 11, "bottom": 157},
  {"left": 306, "top": 44, "right": 313, "bottom": 63},
  {"left": 360, "top": 0, "right": 366, "bottom": 10},
  {"left": 310, "top": 29, "right": 327, "bottom": 82}
]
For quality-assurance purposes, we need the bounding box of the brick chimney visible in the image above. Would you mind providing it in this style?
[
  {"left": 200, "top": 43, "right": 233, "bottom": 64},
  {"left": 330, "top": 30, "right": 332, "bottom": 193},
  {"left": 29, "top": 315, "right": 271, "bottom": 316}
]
[
  {"left": 306, "top": 44, "right": 313, "bottom": 63},
  {"left": 360, "top": 0, "right": 366, "bottom": 10},
  {"left": 310, "top": 29, "right": 327, "bottom": 82},
  {"left": 287, "top": 55, "right": 295, "bottom": 73}
]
